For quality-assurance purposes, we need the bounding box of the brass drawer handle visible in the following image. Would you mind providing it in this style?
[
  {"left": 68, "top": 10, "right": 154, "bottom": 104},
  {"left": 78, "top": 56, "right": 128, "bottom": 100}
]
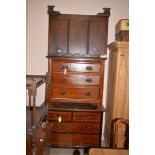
[
  {"left": 85, "top": 92, "right": 91, "bottom": 96},
  {"left": 51, "top": 114, "right": 61, "bottom": 117},
  {"left": 86, "top": 66, "right": 93, "bottom": 70},
  {"left": 60, "top": 91, "right": 66, "bottom": 95},
  {"left": 83, "top": 115, "right": 91, "bottom": 120},
  {"left": 86, "top": 78, "right": 92, "bottom": 83},
  {"left": 40, "top": 137, "right": 46, "bottom": 142},
  {"left": 61, "top": 65, "right": 68, "bottom": 70},
  {"left": 59, "top": 77, "right": 66, "bottom": 82},
  {"left": 82, "top": 126, "right": 91, "bottom": 130},
  {"left": 53, "top": 125, "right": 61, "bottom": 129}
]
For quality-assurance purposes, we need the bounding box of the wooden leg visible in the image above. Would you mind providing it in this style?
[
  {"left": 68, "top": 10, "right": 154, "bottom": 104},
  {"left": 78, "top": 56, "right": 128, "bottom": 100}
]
[
  {"left": 73, "top": 149, "right": 80, "bottom": 155},
  {"left": 84, "top": 148, "right": 89, "bottom": 155}
]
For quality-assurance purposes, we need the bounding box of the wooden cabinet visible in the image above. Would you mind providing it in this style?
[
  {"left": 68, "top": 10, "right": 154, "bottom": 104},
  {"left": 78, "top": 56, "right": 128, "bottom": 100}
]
[
  {"left": 47, "top": 6, "right": 110, "bottom": 148},
  {"left": 104, "top": 41, "right": 129, "bottom": 147},
  {"left": 47, "top": 6, "right": 110, "bottom": 56},
  {"left": 48, "top": 110, "right": 103, "bottom": 147},
  {"left": 47, "top": 58, "right": 104, "bottom": 147},
  {"left": 48, "top": 58, "right": 105, "bottom": 106}
]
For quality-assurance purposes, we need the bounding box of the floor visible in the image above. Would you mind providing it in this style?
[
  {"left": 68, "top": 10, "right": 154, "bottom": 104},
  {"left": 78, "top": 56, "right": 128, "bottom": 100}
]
[
  {"left": 50, "top": 148, "right": 84, "bottom": 155},
  {"left": 49, "top": 141, "right": 107, "bottom": 155}
]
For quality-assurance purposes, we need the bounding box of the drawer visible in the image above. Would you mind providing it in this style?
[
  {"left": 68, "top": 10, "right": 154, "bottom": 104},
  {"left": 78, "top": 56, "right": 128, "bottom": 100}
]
[
  {"left": 73, "top": 112, "right": 101, "bottom": 122},
  {"left": 35, "top": 122, "right": 51, "bottom": 154},
  {"left": 52, "top": 61, "right": 100, "bottom": 72},
  {"left": 51, "top": 85, "right": 99, "bottom": 99},
  {"left": 52, "top": 73, "right": 100, "bottom": 85},
  {"left": 51, "top": 122, "right": 100, "bottom": 133},
  {"left": 48, "top": 111, "right": 72, "bottom": 121},
  {"left": 49, "top": 134, "right": 100, "bottom": 147}
]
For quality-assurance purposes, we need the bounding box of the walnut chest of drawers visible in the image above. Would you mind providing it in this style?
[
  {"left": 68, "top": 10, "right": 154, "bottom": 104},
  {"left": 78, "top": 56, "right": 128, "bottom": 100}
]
[
  {"left": 46, "top": 6, "right": 110, "bottom": 148},
  {"left": 47, "top": 57, "right": 105, "bottom": 147}
]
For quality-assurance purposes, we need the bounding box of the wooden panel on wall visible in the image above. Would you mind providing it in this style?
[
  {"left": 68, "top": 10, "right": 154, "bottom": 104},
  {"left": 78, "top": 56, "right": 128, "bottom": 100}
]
[
  {"left": 48, "top": 19, "right": 68, "bottom": 55},
  {"left": 89, "top": 19, "right": 107, "bottom": 55},
  {"left": 69, "top": 20, "right": 88, "bottom": 54}
]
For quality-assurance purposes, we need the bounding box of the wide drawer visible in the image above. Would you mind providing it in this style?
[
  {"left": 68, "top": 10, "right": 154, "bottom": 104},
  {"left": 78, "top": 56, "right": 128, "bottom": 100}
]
[
  {"left": 49, "top": 134, "right": 100, "bottom": 147},
  {"left": 52, "top": 73, "right": 100, "bottom": 85},
  {"left": 48, "top": 111, "right": 72, "bottom": 121},
  {"left": 73, "top": 112, "right": 101, "bottom": 122},
  {"left": 51, "top": 85, "right": 99, "bottom": 99},
  {"left": 51, "top": 122, "right": 100, "bottom": 133},
  {"left": 52, "top": 61, "right": 100, "bottom": 72}
]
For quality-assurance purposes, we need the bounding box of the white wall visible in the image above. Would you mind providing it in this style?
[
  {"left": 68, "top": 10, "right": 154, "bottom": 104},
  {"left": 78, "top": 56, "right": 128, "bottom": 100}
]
[
  {"left": 27, "top": 0, "right": 129, "bottom": 73},
  {"left": 27, "top": 0, "right": 129, "bottom": 139}
]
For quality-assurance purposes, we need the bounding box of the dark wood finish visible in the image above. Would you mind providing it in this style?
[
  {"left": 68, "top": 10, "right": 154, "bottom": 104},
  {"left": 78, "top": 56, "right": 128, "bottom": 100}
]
[
  {"left": 48, "top": 107, "right": 103, "bottom": 147},
  {"left": 52, "top": 59, "right": 100, "bottom": 72},
  {"left": 52, "top": 73, "right": 100, "bottom": 85},
  {"left": 69, "top": 20, "right": 88, "bottom": 54},
  {"left": 49, "top": 19, "right": 68, "bottom": 54},
  {"left": 47, "top": 6, "right": 110, "bottom": 149},
  {"left": 89, "top": 20, "right": 107, "bottom": 55},
  {"left": 47, "top": 58, "right": 105, "bottom": 148},
  {"left": 51, "top": 122, "right": 100, "bottom": 133},
  {"left": 73, "top": 112, "right": 101, "bottom": 122},
  {"left": 47, "top": 6, "right": 110, "bottom": 56},
  {"left": 48, "top": 57, "right": 104, "bottom": 108},
  {"left": 48, "top": 111, "right": 72, "bottom": 121},
  {"left": 35, "top": 122, "right": 52, "bottom": 155},
  {"left": 49, "top": 134, "right": 100, "bottom": 147},
  {"left": 26, "top": 135, "right": 32, "bottom": 155},
  {"left": 51, "top": 85, "right": 99, "bottom": 99}
]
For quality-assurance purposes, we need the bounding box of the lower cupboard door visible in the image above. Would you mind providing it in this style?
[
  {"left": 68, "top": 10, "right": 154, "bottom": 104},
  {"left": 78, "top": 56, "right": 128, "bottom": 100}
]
[{"left": 48, "top": 134, "right": 100, "bottom": 147}]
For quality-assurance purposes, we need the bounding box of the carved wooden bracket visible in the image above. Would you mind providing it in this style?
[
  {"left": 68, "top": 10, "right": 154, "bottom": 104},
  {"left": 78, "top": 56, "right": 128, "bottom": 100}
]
[
  {"left": 48, "top": 5, "right": 61, "bottom": 16},
  {"left": 97, "top": 8, "right": 111, "bottom": 17}
]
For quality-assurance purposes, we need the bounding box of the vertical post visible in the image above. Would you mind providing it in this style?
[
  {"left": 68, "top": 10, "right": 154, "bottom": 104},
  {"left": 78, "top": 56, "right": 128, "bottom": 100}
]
[{"left": 31, "top": 80, "right": 37, "bottom": 155}]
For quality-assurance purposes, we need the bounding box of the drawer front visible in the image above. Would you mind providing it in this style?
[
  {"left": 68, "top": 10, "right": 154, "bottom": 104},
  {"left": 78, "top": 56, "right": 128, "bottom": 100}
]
[
  {"left": 52, "top": 73, "right": 100, "bottom": 85},
  {"left": 51, "top": 122, "right": 100, "bottom": 133},
  {"left": 51, "top": 85, "right": 99, "bottom": 99},
  {"left": 73, "top": 112, "right": 101, "bottom": 122},
  {"left": 35, "top": 122, "right": 51, "bottom": 154},
  {"left": 48, "top": 111, "right": 72, "bottom": 121},
  {"left": 49, "top": 134, "right": 100, "bottom": 147},
  {"left": 52, "top": 61, "right": 100, "bottom": 72}
]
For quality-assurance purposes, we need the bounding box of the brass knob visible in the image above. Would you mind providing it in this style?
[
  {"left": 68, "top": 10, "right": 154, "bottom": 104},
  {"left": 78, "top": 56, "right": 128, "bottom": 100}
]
[
  {"left": 59, "top": 77, "right": 66, "bottom": 82},
  {"left": 60, "top": 91, "right": 66, "bottom": 95},
  {"left": 86, "top": 66, "right": 93, "bottom": 70},
  {"left": 86, "top": 78, "right": 92, "bottom": 83},
  {"left": 85, "top": 92, "right": 91, "bottom": 96}
]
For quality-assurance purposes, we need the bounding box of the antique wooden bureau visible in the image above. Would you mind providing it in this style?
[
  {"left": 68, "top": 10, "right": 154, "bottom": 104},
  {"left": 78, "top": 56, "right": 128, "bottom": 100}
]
[{"left": 46, "top": 6, "right": 110, "bottom": 149}]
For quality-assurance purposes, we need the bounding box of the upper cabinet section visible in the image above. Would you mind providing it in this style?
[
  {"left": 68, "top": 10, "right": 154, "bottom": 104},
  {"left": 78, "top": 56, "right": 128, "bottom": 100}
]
[{"left": 47, "top": 6, "right": 110, "bottom": 58}]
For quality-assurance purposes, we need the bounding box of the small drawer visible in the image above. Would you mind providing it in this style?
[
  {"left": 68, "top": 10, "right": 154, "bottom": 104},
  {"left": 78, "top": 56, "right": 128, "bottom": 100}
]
[
  {"left": 51, "top": 85, "right": 99, "bottom": 99},
  {"left": 51, "top": 122, "right": 100, "bottom": 134},
  {"left": 52, "top": 60, "right": 100, "bottom": 73},
  {"left": 48, "top": 111, "right": 72, "bottom": 122},
  {"left": 73, "top": 112, "right": 101, "bottom": 122},
  {"left": 52, "top": 73, "right": 100, "bottom": 85}
]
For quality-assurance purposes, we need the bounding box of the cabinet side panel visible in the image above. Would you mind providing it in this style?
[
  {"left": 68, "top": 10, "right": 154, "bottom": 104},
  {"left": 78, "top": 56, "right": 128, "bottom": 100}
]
[{"left": 48, "top": 19, "right": 68, "bottom": 55}]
